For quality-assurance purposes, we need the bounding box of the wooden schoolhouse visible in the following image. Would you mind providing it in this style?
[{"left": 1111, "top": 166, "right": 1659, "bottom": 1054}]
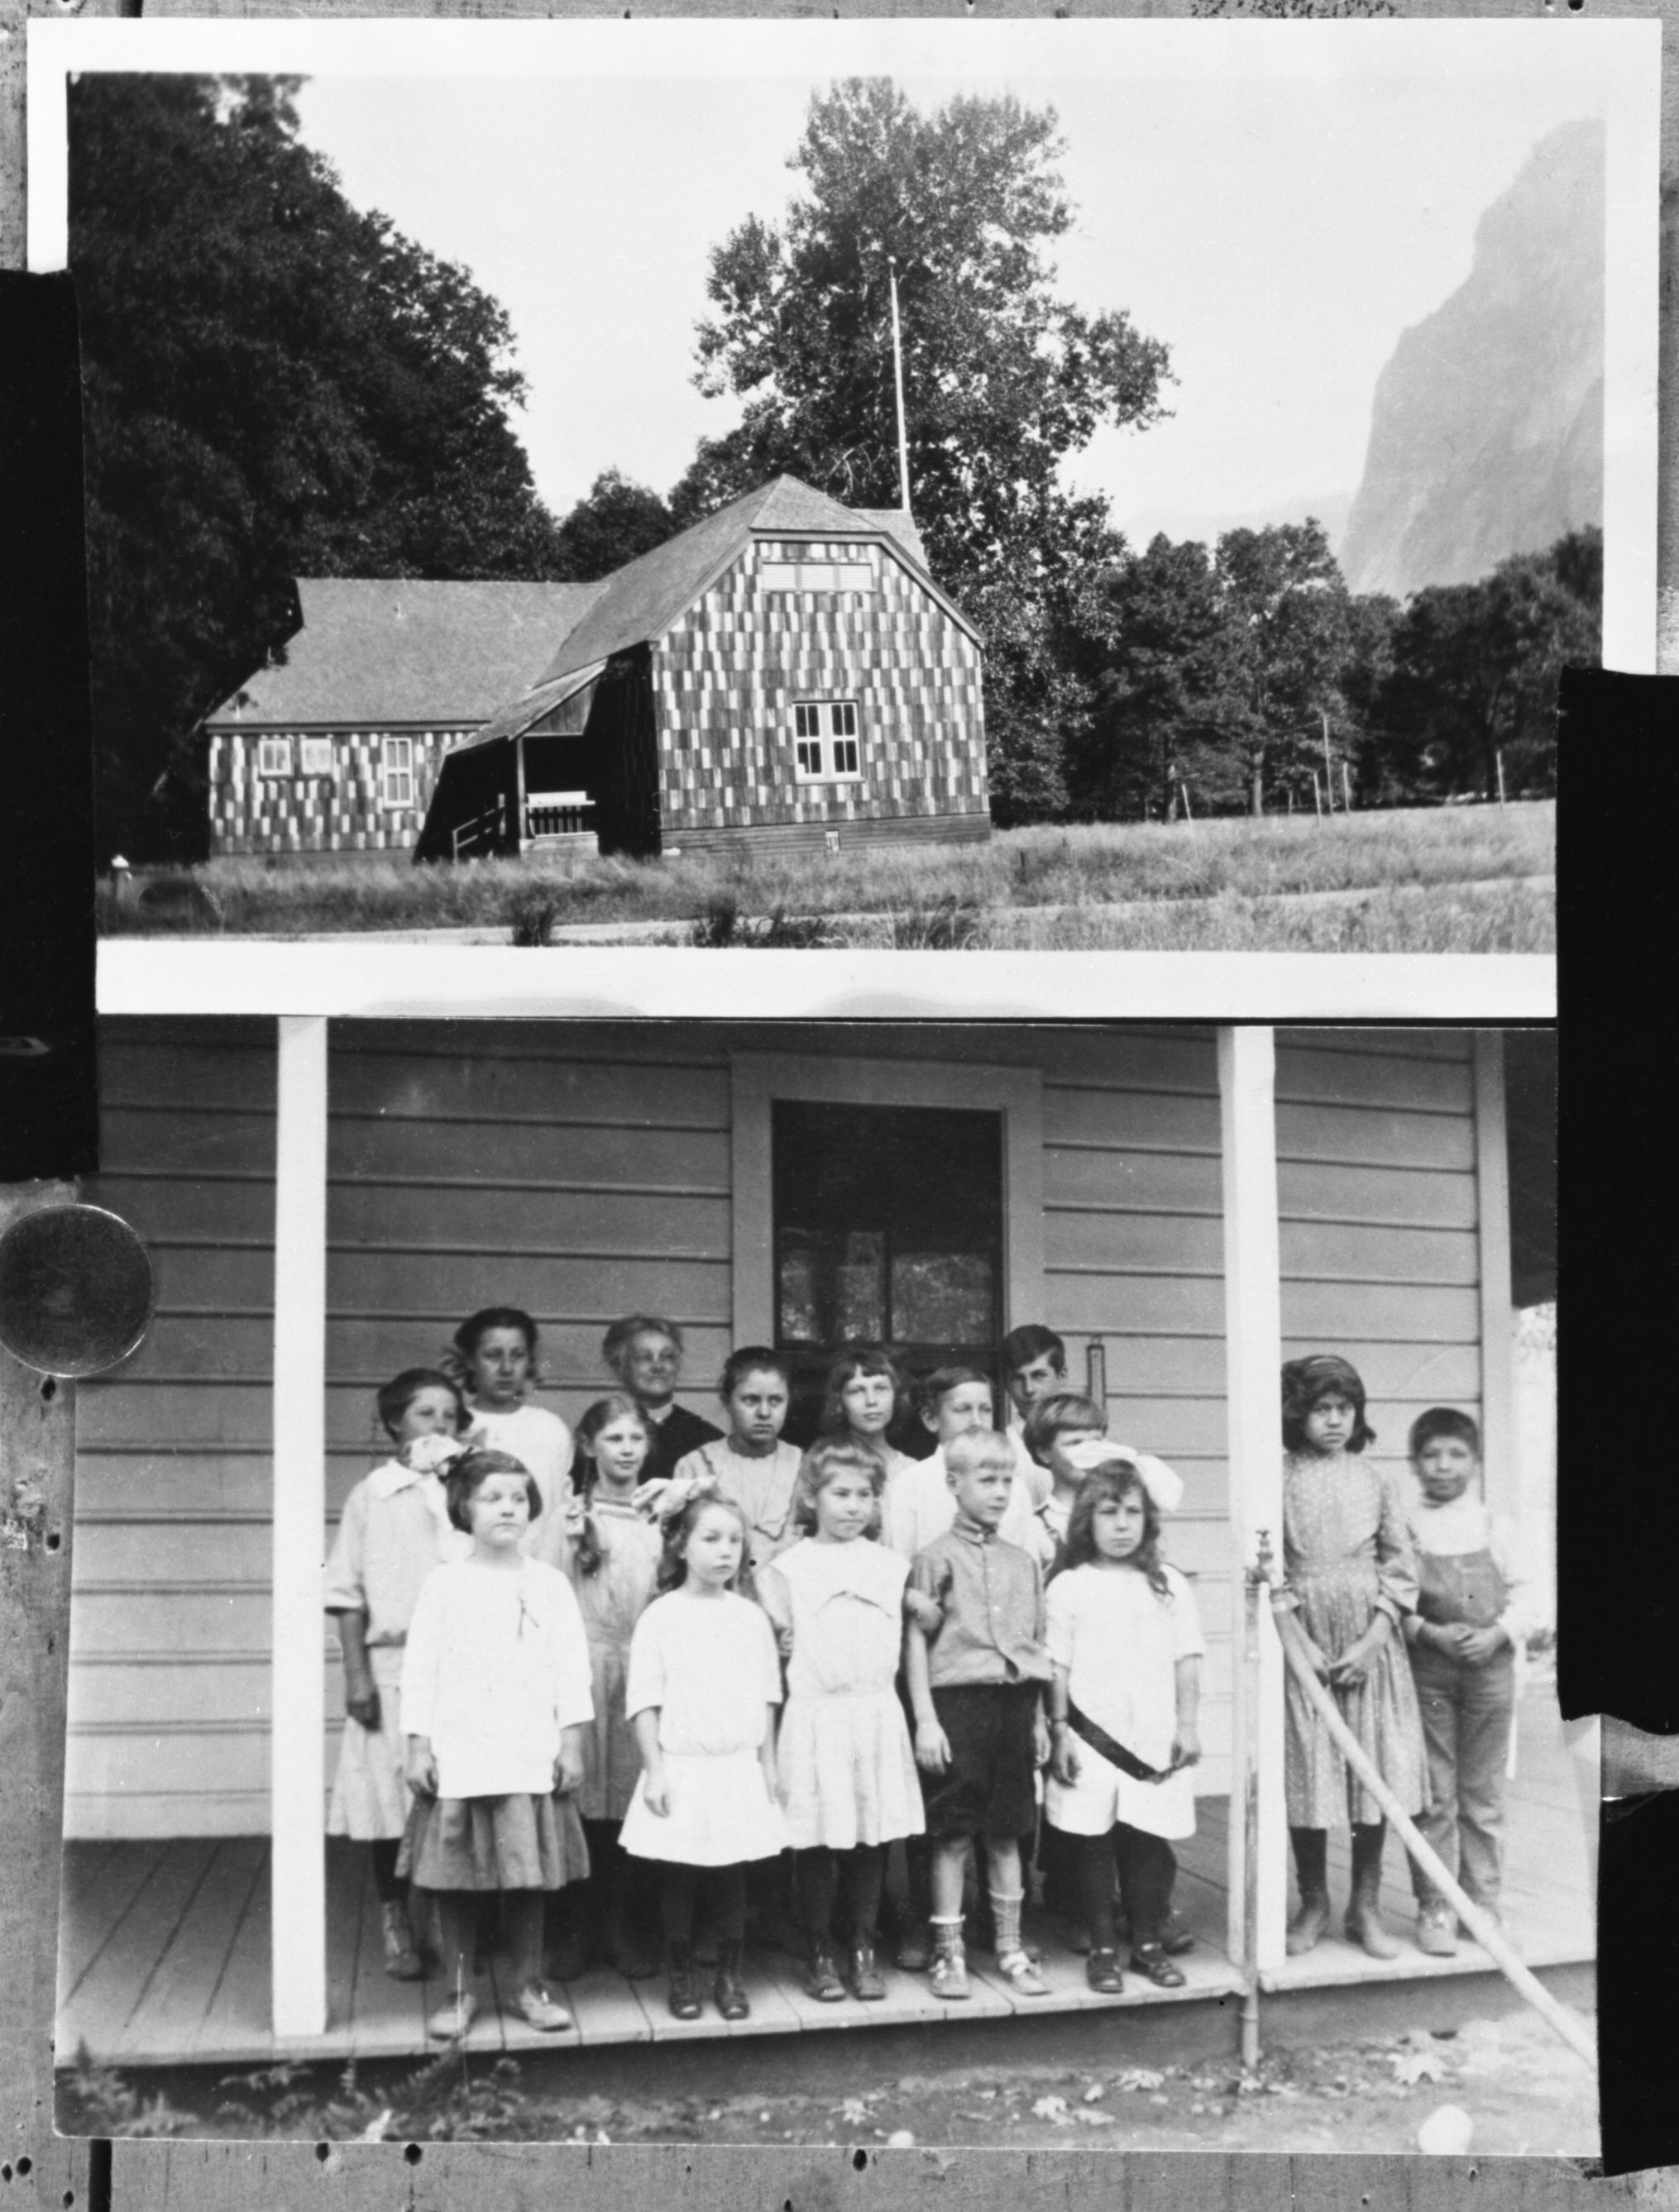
[
  {"left": 58, "top": 1021, "right": 1580, "bottom": 2071},
  {"left": 416, "top": 477, "right": 991, "bottom": 864},
  {"left": 202, "top": 578, "right": 606, "bottom": 864}
]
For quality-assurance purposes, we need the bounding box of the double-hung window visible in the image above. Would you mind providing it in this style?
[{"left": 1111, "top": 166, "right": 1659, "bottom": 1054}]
[
  {"left": 791, "top": 700, "right": 862, "bottom": 784},
  {"left": 380, "top": 736, "right": 414, "bottom": 808}
]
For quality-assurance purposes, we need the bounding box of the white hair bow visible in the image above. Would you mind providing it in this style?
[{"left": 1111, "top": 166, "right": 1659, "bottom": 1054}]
[
  {"left": 401, "top": 1432, "right": 471, "bottom": 1478},
  {"left": 1060, "top": 1438, "right": 1184, "bottom": 1517}
]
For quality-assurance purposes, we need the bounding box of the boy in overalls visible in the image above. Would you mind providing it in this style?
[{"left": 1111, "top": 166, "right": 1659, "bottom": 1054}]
[{"left": 1401, "top": 1407, "right": 1536, "bottom": 1956}]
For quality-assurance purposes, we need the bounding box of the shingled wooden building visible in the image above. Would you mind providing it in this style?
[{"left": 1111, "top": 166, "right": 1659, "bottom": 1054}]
[
  {"left": 203, "top": 579, "right": 605, "bottom": 864},
  {"left": 418, "top": 477, "right": 991, "bottom": 863}
]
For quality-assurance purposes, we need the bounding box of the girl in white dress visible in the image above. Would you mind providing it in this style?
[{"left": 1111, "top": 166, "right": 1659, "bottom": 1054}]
[
  {"left": 757, "top": 1440, "right": 926, "bottom": 2003},
  {"left": 669, "top": 1347, "right": 802, "bottom": 1577},
  {"left": 553, "top": 1393, "right": 664, "bottom": 1980},
  {"left": 1045, "top": 1456, "right": 1204, "bottom": 1996},
  {"left": 619, "top": 1487, "right": 786, "bottom": 2023},
  {"left": 324, "top": 1369, "right": 470, "bottom": 1980},
  {"left": 447, "top": 1307, "right": 574, "bottom": 1565},
  {"left": 399, "top": 1448, "right": 594, "bottom": 2042}
]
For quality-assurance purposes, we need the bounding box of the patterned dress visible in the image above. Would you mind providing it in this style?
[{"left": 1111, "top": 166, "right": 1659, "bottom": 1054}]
[
  {"left": 567, "top": 1498, "right": 663, "bottom": 1821},
  {"left": 1281, "top": 1450, "right": 1427, "bottom": 1828}
]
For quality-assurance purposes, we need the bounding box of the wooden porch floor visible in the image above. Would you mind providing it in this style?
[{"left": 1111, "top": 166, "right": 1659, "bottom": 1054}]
[{"left": 57, "top": 1689, "right": 1591, "bottom": 2072}]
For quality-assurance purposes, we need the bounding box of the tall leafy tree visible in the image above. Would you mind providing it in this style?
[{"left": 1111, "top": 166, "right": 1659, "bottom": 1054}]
[
  {"left": 670, "top": 77, "right": 1171, "bottom": 818},
  {"left": 1065, "top": 534, "right": 1234, "bottom": 820},
  {"left": 552, "top": 470, "right": 679, "bottom": 580},
  {"left": 1378, "top": 527, "right": 1600, "bottom": 799},
  {"left": 1209, "top": 521, "right": 1356, "bottom": 815},
  {"left": 71, "top": 74, "right": 565, "bottom": 858}
]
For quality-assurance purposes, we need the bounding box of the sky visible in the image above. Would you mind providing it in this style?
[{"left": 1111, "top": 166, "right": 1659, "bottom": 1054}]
[{"left": 289, "top": 36, "right": 1614, "bottom": 549}]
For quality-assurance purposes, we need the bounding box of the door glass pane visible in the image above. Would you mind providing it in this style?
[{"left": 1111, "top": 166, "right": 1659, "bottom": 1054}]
[
  {"left": 772, "top": 1098, "right": 1003, "bottom": 1445},
  {"left": 892, "top": 1249, "right": 993, "bottom": 1344}
]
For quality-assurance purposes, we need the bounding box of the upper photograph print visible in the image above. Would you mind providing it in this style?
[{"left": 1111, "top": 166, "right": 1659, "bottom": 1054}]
[{"left": 42, "top": 18, "right": 1656, "bottom": 957}]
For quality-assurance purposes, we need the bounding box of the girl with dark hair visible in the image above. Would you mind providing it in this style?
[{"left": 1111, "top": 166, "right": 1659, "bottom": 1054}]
[
  {"left": 619, "top": 1486, "right": 786, "bottom": 2023},
  {"left": 667, "top": 1347, "right": 801, "bottom": 1575},
  {"left": 399, "top": 1447, "right": 593, "bottom": 2041},
  {"left": 553, "top": 1395, "right": 663, "bottom": 1980},
  {"left": 1045, "top": 1460, "right": 1204, "bottom": 1994},
  {"left": 1278, "top": 1354, "right": 1427, "bottom": 1959},
  {"left": 449, "top": 1307, "right": 573, "bottom": 1563},
  {"left": 757, "top": 1440, "right": 926, "bottom": 2003}
]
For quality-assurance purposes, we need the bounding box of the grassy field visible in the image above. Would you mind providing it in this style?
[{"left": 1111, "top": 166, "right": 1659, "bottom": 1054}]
[{"left": 101, "top": 801, "right": 1553, "bottom": 952}]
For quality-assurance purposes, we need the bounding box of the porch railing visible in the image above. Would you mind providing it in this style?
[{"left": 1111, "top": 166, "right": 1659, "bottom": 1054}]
[
  {"left": 451, "top": 800, "right": 509, "bottom": 861},
  {"left": 525, "top": 791, "right": 595, "bottom": 839}
]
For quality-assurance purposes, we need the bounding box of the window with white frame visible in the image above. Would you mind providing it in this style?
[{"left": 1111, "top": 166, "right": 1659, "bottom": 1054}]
[
  {"left": 380, "top": 736, "right": 414, "bottom": 808},
  {"left": 791, "top": 700, "right": 862, "bottom": 783},
  {"left": 256, "top": 737, "right": 293, "bottom": 778},
  {"left": 298, "top": 737, "right": 335, "bottom": 777}
]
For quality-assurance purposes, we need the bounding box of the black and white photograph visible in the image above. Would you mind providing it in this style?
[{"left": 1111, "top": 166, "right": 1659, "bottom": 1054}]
[
  {"left": 48, "top": 1017, "right": 1581, "bottom": 2154},
  {"left": 26, "top": 17, "right": 1657, "bottom": 964}
]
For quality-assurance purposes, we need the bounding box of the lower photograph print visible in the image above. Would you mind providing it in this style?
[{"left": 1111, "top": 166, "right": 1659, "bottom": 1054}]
[{"left": 54, "top": 1018, "right": 1587, "bottom": 2152}]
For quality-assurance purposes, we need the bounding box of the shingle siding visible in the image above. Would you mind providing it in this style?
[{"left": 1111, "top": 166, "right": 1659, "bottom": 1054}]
[{"left": 655, "top": 538, "right": 988, "bottom": 837}]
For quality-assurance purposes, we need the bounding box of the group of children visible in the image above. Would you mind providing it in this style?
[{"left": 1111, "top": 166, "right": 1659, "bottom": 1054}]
[{"left": 323, "top": 1312, "right": 1531, "bottom": 2041}]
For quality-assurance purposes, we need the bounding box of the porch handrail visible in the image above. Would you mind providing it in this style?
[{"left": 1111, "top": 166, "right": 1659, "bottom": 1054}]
[{"left": 1266, "top": 1584, "right": 1595, "bottom": 2069}]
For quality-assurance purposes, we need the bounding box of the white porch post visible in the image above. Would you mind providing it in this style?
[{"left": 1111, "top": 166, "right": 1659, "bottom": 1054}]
[
  {"left": 1472, "top": 1033, "right": 1516, "bottom": 1519},
  {"left": 1218, "top": 1025, "right": 1288, "bottom": 1976},
  {"left": 271, "top": 1015, "right": 329, "bottom": 2038}
]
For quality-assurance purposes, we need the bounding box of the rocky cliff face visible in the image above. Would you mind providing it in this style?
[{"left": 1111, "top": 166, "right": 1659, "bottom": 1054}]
[{"left": 1340, "top": 119, "right": 1604, "bottom": 601}]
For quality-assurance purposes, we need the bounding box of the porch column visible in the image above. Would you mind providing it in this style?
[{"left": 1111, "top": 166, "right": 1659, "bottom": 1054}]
[
  {"left": 1217, "top": 1025, "right": 1288, "bottom": 1975},
  {"left": 271, "top": 1015, "right": 328, "bottom": 2037},
  {"left": 1472, "top": 1033, "right": 1516, "bottom": 1519}
]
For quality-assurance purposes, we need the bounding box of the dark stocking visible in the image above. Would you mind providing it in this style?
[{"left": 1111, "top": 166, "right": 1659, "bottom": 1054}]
[
  {"left": 500, "top": 1890, "right": 544, "bottom": 1988},
  {"left": 661, "top": 1861, "right": 747, "bottom": 1948},
  {"left": 369, "top": 1837, "right": 405, "bottom": 1904},
  {"left": 795, "top": 1848, "right": 839, "bottom": 1947},
  {"left": 1290, "top": 1825, "right": 1329, "bottom": 1898},
  {"left": 1112, "top": 1824, "right": 1175, "bottom": 1947},
  {"left": 1351, "top": 1820, "right": 1386, "bottom": 1885},
  {"left": 1074, "top": 1832, "right": 1120, "bottom": 1950},
  {"left": 844, "top": 1844, "right": 886, "bottom": 1949}
]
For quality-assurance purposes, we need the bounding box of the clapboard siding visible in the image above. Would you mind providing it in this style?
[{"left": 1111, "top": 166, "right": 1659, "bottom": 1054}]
[{"left": 69, "top": 1020, "right": 1489, "bottom": 1837}]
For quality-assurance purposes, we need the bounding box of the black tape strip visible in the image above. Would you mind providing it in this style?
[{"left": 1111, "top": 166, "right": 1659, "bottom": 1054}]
[
  {"left": 0, "top": 271, "right": 98, "bottom": 1183},
  {"left": 1555, "top": 667, "right": 1676, "bottom": 1737}
]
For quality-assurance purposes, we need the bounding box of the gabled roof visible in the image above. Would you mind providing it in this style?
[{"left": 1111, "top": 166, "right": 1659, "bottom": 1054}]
[
  {"left": 205, "top": 577, "right": 608, "bottom": 729},
  {"left": 534, "top": 475, "right": 973, "bottom": 687}
]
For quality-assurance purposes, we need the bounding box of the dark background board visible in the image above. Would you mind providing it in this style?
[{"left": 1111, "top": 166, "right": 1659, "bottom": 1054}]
[{"left": 0, "top": 3, "right": 1667, "bottom": 2200}]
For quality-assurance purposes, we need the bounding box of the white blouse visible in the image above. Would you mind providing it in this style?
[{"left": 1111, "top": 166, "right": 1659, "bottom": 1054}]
[{"left": 400, "top": 1557, "right": 593, "bottom": 1799}]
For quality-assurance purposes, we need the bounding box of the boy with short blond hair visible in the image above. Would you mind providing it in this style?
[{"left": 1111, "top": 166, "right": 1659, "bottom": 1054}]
[{"left": 904, "top": 1430, "right": 1053, "bottom": 1999}]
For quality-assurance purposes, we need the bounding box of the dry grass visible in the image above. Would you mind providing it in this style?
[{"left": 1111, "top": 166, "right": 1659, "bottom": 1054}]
[{"left": 98, "top": 801, "right": 1553, "bottom": 953}]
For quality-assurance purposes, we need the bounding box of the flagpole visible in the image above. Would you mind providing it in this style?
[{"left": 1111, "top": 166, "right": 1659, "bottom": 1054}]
[{"left": 888, "top": 256, "right": 911, "bottom": 514}]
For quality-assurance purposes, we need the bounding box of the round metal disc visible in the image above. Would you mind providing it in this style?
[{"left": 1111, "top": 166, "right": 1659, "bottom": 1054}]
[{"left": 0, "top": 1204, "right": 155, "bottom": 1378}]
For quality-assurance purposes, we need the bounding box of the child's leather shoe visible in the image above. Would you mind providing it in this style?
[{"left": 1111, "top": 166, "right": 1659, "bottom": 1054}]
[{"left": 1084, "top": 1947, "right": 1124, "bottom": 1995}]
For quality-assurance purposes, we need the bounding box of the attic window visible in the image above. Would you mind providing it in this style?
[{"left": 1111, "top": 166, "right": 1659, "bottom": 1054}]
[
  {"left": 792, "top": 700, "right": 862, "bottom": 783},
  {"left": 257, "top": 738, "right": 293, "bottom": 777},
  {"left": 759, "top": 561, "right": 873, "bottom": 596}
]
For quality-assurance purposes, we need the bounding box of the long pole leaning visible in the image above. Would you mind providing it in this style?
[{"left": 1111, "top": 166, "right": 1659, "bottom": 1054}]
[{"left": 1267, "top": 1592, "right": 1595, "bottom": 2069}]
